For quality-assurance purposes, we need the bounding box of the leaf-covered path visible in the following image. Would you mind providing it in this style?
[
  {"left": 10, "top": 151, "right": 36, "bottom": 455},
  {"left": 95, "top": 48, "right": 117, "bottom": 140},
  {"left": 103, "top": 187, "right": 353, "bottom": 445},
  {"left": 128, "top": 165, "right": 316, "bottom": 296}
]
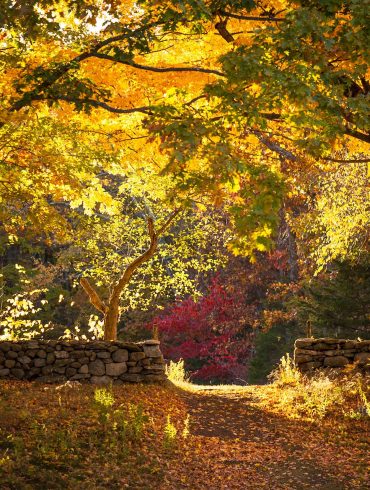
[
  {"left": 0, "top": 381, "right": 368, "bottom": 489},
  {"left": 161, "top": 386, "right": 369, "bottom": 490}
]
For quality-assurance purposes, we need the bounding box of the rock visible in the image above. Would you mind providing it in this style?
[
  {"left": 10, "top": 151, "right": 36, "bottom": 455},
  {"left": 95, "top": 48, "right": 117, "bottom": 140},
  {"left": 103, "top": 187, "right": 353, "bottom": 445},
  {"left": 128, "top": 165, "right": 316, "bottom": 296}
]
[
  {"left": 0, "top": 342, "right": 12, "bottom": 352},
  {"left": 79, "top": 364, "right": 89, "bottom": 374},
  {"left": 0, "top": 368, "right": 10, "bottom": 376},
  {"left": 323, "top": 356, "right": 349, "bottom": 367},
  {"left": 143, "top": 374, "right": 166, "bottom": 383},
  {"left": 55, "top": 359, "right": 68, "bottom": 367},
  {"left": 120, "top": 373, "right": 142, "bottom": 383},
  {"left": 37, "top": 349, "right": 47, "bottom": 358},
  {"left": 97, "top": 351, "right": 111, "bottom": 359},
  {"left": 55, "top": 351, "right": 69, "bottom": 359},
  {"left": 143, "top": 340, "right": 160, "bottom": 345},
  {"left": 112, "top": 349, "right": 129, "bottom": 363},
  {"left": 129, "top": 352, "right": 145, "bottom": 362},
  {"left": 295, "top": 339, "right": 314, "bottom": 348},
  {"left": 5, "top": 359, "right": 16, "bottom": 368},
  {"left": 128, "top": 366, "right": 143, "bottom": 374},
  {"left": 91, "top": 375, "right": 111, "bottom": 386},
  {"left": 28, "top": 367, "right": 41, "bottom": 378},
  {"left": 72, "top": 350, "right": 86, "bottom": 358},
  {"left": 46, "top": 353, "right": 55, "bottom": 364},
  {"left": 42, "top": 365, "right": 53, "bottom": 375},
  {"left": 295, "top": 348, "right": 324, "bottom": 356},
  {"left": 11, "top": 344, "right": 22, "bottom": 352},
  {"left": 25, "top": 349, "right": 38, "bottom": 358},
  {"left": 299, "top": 361, "right": 322, "bottom": 372},
  {"left": 88, "top": 359, "right": 105, "bottom": 376},
  {"left": 106, "top": 362, "right": 127, "bottom": 376},
  {"left": 27, "top": 341, "right": 39, "bottom": 349},
  {"left": 18, "top": 356, "right": 32, "bottom": 365},
  {"left": 11, "top": 368, "right": 25, "bottom": 379},
  {"left": 294, "top": 355, "right": 315, "bottom": 364},
  {"left": 70, "top": 374, "right": 90, "bottom": 381},
  {"left": 54, "top": 367, "right": 66, "bottom": 374},
  {"left": 70, "top": 362, "right": 82, "bottom": 368},
  {"left": 66, "top": 367, "right": 77, "bottom": 377},
  {"left": 143, "top": 364, "right": 165, "bottom": 371},
  {"left": 354, "top": 352, "right": 370, "bottom": 365},
  {"left": 143, "top": 345, "right": 161, "bottom": 358},
  {"left": 34, "top": 358, "right": 46, "bottom": 367},
  {"left": 6, "top": 351, "right": 18, "bottom": 359}
]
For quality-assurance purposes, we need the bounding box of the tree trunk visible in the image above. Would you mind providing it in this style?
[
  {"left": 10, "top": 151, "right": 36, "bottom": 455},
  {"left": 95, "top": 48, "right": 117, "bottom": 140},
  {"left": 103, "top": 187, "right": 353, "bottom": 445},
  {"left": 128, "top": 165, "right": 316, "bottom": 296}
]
[{"left": 103, "top": 301, "right": 120, "bottom": 341}]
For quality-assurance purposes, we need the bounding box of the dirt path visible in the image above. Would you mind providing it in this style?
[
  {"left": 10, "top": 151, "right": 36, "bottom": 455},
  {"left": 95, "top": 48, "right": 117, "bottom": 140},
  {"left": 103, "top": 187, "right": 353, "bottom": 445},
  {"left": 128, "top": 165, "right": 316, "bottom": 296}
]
[{"left": 161, "top": 386, "right": 368, "bottom": 490}]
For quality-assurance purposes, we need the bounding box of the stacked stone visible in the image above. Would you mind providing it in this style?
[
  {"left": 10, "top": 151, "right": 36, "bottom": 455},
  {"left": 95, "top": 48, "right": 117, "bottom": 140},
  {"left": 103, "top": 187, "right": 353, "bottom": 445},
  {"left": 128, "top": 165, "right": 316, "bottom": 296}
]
[
  {"left": 0, "top": 339, "right": 166, "bottom": 384},
  {"left": 294, "top": 338, "right": 370, "bottom": 372}
]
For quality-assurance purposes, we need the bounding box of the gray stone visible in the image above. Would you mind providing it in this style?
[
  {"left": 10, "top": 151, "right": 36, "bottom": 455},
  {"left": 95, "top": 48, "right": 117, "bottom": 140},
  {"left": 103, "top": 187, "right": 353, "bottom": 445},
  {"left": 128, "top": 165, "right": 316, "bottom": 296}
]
[
  {"left": 11, "top": 344, "right": 22, "bottom": 352},
  {"left": 295, "top": 355, "right": 315, "bottom": 364},
  {"left": 128, "top": 366, "right": 143, "bottom": 374},
  {"left": 46, "top": 353, "right": 55, "bottom": 364},
  {"left": 27, "top": 341, "right": 39, "bottom": 349},
  {"left": 91, "top": 375, "right": 111, "bottom": 385},
  {"left": 88, "top": 359, "right": 105, "bottom": 376},
  {"left": 295, "top": 348, "right": 324, "bottom": 356},
  {"left": 34, "top": 358, "right": 46, "bottom": 367},
  {"left": 142, "top": 374, "right": 166, "bottom": 383},
  {"left": 42, "top": 365, "right": 53, "bottom": 375},
  {"left": 354, "top": 352, "right": 370, "bottom": 365},
  {"left": 11, "top": 368, "right": 25, "bottom": 379},
  {"left": 25, "top": 349, "right": 38, "bottom": 358},
  {"left": 0, "top": 368, "right": 10, "bottom": 376},
  {"left": 300, "top": 361, "right": 322, "bottom": 372},
  {"left": 106, "top": 362, "right": 127, "bottom": 376},
  {"left": 18, "top": 356, "right": 32, "bottom": 365},
  {"left": 120, "top": 373, "right": 142, "bottom": 383},
  {"left": 37, "top": 349, "right": 47, "bottom": 358},
  {"left": 323, "top": 356, "right": 349, "bottom": 367},
  {"left": 70, "top": 374, "right": 90, "bottom": 380},
  {"left": 129, "top": 351, "right": 145, "bottom": 362},
  {"left": 55, "top": 351, "right": 69, "bottom": 359},
  {"left": 143, "top": 345, "right": 161, "bottom": 357},
  {"left": 71, "top": 362, "right": 82, "bottom": 368},
  {"left": 6, "top": 351, "right": 18, "bottom": 359},
  {"left": 72, "top": 350, "right": 86, "bottom": 358},
  {"left": 295, "top": 339, "right": 314, "bottom": 349},
  {"left": 97, "top": 351, "right": 111, "bottom": 359},
  {"left": 79, "top": 364, "right": 89, "bottom": 374},
  {"left": 143, "top": 340, "right": 160, "bottom": 345},
  {"left": 143, "top": 364, "right": 165, "bottom": 371},
  {"left": 112, "top": 349, "right": 129, "bottom": 363},
  {"left": 0, "top": 342, "right": 12, "bottom": 352},
  {"left": 54, "top": 367, "right": 66, "bottom": 374},
  {"left": 5, "top": 359, "right": 16, "bottom": 368},
  {"left": 66, "top": 367, "right": 77, "bottom": 377},
  {"left": 55, "top": 359, "right": 68, "bottom": 367},
  {"left": 28, "top": 367, "right": 41, "bottom": 377}
]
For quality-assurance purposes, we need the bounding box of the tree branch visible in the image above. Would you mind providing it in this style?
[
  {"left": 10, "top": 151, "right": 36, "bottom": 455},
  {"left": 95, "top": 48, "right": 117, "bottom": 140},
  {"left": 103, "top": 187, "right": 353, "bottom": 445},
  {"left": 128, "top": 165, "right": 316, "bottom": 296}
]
[
  {"left": 80, "top": 277, "right": 108, "bottom": 315},
  {"left": 92, "top": 53, "right": 226, "bottom": 77},
  {"left": 218, "top": 10, "right": 285, "bottom": 22},
  {"left": 31, "top": 95, "right": 154, "bottom": 114}
]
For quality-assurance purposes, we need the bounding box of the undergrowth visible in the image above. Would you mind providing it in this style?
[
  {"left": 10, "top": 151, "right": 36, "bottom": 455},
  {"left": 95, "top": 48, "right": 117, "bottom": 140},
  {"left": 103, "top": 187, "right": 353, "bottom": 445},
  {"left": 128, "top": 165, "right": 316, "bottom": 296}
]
[{"left": 263, "top": 354, "right": 370, "bottom": 421}]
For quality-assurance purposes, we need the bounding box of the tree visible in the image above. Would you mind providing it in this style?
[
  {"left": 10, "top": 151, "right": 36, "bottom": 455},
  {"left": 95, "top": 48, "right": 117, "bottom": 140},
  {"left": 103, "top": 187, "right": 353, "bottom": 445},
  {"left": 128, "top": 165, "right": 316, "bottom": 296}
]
[{"left": 2, "top": 0, "right": 368, "bottom": 257}]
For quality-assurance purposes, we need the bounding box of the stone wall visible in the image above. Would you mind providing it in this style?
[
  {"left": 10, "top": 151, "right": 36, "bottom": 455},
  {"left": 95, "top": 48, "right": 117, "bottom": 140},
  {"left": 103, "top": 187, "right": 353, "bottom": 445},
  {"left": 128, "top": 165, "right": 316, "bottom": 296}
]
[
  {"left": 294, "top": 338, "right": 370, "bottom": 372},
  {"left": 0, "top": 339, "right": 166, "bottom": 384}
]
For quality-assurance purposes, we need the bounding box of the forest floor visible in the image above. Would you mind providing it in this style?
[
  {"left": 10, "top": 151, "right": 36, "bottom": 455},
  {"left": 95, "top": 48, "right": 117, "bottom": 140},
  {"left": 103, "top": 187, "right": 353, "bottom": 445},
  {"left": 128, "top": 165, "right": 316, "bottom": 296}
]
[{"left": 0, "top": 380, "right": 368, "bottom": 489}]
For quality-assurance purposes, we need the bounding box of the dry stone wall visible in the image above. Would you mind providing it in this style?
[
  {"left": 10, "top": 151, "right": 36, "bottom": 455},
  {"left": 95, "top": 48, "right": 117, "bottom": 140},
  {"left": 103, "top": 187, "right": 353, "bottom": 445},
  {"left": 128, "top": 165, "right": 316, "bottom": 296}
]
[
  {"left": 294, "top": 338, "right": 370, "bottom": 372},
  {"left": 0, "top": 339, "right": 166, "bottom": 385}
]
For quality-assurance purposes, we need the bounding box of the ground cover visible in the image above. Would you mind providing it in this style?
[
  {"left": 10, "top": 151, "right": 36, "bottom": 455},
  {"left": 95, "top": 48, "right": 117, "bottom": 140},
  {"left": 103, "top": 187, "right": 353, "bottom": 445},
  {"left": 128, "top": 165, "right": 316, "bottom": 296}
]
[{"left": 0, "top": 372, "right": 368, "bottom": 489}]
